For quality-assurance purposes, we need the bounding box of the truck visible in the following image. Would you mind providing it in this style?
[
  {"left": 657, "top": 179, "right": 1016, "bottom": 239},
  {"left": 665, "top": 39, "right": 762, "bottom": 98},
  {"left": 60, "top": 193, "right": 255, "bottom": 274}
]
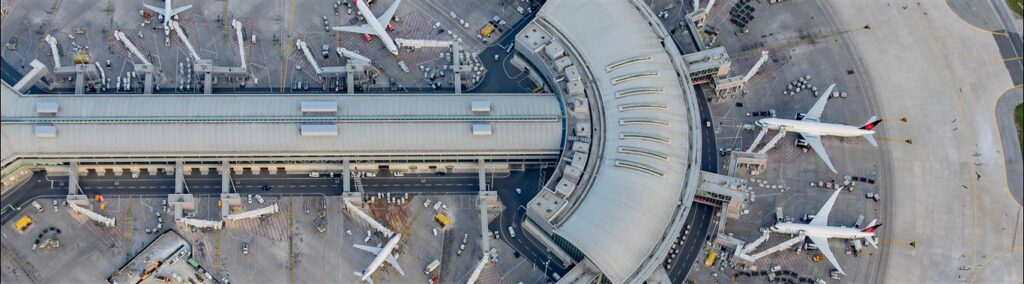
[
  {"left": 31, "top": 201, "right": 44, "bottom": 212},
  {"left": 434, "top": 212, "right": 451, "bottom": 228},
  {"left": 13, "top": 216, "right": 33, "bottom": 232},
  {"left": 478, "top": 23, "right": 495, "bottom": 37},
  {"left": 424, "top": 259, "right": 441, "bottom": 274},
  {"left": 704, "top": 251, "right": 717, "bottom": 267},
  {"left": 507, "top": 226, "right": 516, "bottom": 238},
  {"left": 851, "top": 239, "right": 863, "bottom": 253}
]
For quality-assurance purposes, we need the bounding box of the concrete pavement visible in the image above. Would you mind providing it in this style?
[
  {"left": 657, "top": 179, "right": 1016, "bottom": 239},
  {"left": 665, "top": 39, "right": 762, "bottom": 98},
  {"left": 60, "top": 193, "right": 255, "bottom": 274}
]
[{"left": 825, "top": 0, "right": 1023, "bottom": 282}]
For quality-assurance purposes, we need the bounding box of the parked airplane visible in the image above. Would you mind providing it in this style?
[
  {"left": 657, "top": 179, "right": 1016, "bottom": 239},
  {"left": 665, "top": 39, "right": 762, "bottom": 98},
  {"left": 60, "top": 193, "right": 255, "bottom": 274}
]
[
  {"left": 755, "top": 84, "right": 882, "bottom": 173},
  {"left": 770, "top": 189, "right": 882, "bottom": 275},
  {"left": 143, "top": 0, "right": 192, "bottom": 36},
  {"left": 332, "top": 0, "right": 402, "bottom": 55},
  {"left": 353, "top": 234, "right": 405, "bottom": 283}
]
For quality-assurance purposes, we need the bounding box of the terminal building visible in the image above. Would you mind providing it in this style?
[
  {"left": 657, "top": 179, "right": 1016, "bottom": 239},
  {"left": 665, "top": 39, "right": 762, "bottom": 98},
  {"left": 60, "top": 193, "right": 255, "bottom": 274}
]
[
  {"left": 513, "top": 0, "right": 704, "bottom": 283},
  {"left": 0, "top": 0, "right": 719, "bottom": 283}
]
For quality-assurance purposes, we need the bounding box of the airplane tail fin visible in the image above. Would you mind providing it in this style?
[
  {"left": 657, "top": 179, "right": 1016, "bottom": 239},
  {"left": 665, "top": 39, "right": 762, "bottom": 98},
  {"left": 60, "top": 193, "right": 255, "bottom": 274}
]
[
  {"left": 859, "top": 116, "right": 882, "bottom": 131},
  {"left": 860, "top": 219, "right": 882, "bottom": 233}
]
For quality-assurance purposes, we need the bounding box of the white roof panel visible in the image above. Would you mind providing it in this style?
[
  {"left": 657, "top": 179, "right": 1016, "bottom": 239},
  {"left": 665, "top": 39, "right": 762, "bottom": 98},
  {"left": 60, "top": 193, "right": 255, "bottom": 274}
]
[
  {"left": 537, "top": 0, "right": 698, "bottom": 283},
  {"left": 0, "top": 83, "right": 563, "bottom": 162}
]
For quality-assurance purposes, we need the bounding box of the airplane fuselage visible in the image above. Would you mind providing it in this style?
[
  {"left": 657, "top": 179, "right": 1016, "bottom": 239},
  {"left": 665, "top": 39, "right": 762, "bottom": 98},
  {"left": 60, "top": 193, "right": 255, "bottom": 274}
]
[
  {"left": 756, "top": 118, "right": 874, "bottom": 138},
  {"left": 771, "top": 222, "right": 875, "bottom": 240},
  {"left": 353, "top": 0, "right": 399, "bottom": 55},
  {"left": 361, "top": 234, "right": 401, "bottom": 281}
]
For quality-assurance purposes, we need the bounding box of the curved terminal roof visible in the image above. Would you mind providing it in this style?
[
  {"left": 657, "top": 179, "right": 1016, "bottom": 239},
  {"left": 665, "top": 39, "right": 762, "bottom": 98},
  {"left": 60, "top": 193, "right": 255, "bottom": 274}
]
[
  {"left": 534, "top": 0, "right": 701, "bottom": 282},
  {"left": 0, "top": 83, "right": 564, "bottom": 166}
]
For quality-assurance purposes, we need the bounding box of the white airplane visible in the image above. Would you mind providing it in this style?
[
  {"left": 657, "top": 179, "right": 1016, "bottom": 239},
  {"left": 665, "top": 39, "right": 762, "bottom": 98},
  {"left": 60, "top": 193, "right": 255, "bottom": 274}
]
[
  {"left": 771, "top": 189, "right": 882, "bottom": 275},
  {"left": 144, "top": 0, "right": 192, "bottom": 36},
  {"left": 353, "top": 234, "right": 405, "bottom": 283},
  {"left": 333, "top": 0, "right": 402, "bottom": 56},
  {"left": 755, "top": 84, "right": 882, "bottom": 173}
]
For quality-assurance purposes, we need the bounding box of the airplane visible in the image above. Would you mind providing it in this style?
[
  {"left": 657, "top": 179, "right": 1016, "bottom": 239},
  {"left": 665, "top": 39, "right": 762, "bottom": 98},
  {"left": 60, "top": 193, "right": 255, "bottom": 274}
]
[
  {"left": 770, "top": 189, "right": 882, "bottom": 275},
  {"left": 144, "top": 0, "right": 193, "bottom": 36},
  {"left": 332, "top": 0, "right": 402, "bottom": 56},
  {"left": 755, "top": 84, "right": 882, "bottom": 173},
  {"left": 353, "top": 233, "right": 405, "bottom": 283}
]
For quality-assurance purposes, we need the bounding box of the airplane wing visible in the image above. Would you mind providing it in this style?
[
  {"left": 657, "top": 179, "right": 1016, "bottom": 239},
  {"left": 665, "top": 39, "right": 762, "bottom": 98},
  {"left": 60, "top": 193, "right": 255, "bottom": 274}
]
[
  {"left": 803, "top": 134, "right": 837, "bottom": 173},
  {"left": 169, "top": 5, "right": 192, "bottom": 17},
  {"left": 143, "top": 4, "right": 166, "bottom": 16},
  {"left": 333, "top": 24, "right": 376, "bottom": 35},
  {"left": 808, "top": 235, "right": 845, "bottom": 275},
  {"left": 385, "top": 255, "right": 405, "bottom": 276},
  {"left": 377, "top": 0, "right": 402, "bottom": 25},
  {"left": 810, "top": 188, "right": 842, "bottom": 226},
  {"left": 353, "top": 244, "right": 383, "bottom": 255},
  {"left": 802, "top": 84, "right": 835, "bottom": 122}
]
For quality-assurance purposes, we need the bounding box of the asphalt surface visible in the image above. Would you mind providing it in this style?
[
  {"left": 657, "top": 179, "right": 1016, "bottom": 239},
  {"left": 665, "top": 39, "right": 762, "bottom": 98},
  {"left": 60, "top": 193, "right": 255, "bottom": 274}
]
[
  {"left": 666, "top": 203, "right": 715, "bottom": 282},
  {"left": 995, "top": 90, "right": 1024, "bottom": 205},
  {"left": 469, "top": 0, "right": 542, "bottom": 94},
  {"left": 987, "top": 0, "right": 1024, "bottom": 205},
  {"left": 488, "top": 168, "right": 570, "bottom": 278},
  {"left": 0, "top": 170, "right": 529, "bottom": 224},
  {"left": 664, "top": 30, "right": 720, "bottom": 283},
  {"left": 989, "top": 0, "right": 1024, "bottom": 86}
]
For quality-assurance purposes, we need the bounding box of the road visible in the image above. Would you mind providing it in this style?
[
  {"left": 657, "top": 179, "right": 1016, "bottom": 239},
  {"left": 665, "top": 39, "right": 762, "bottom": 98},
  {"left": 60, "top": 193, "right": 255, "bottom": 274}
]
[
  {"left": 488, "top": 168, "right": 570, "bottom": 279},
  {"left": 995, "top": 90, "right": 1023, "bottom": 205},
  {"left": 987, "top": 0, "right": 1024, "bottom": 86},
  {"left": 666, "top": 203, "right": 715, "bottom": 282},
  {"left": 664, "top": 32, "right": 721, "bottom": 282}
]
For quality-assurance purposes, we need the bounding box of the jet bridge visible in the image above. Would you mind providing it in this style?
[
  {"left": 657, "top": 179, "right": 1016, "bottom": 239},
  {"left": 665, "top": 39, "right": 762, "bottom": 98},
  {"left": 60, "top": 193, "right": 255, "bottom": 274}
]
[
  {"left": 114, "top": 30, "right": 155, "bottom": 94},
  {"left": 733, "top": 232, "right": 804, "bottom": 265},
  {"left": 225, "top": 203, "right": 279, "bottom": 221},
  {"left": 756, "top": 127, "right": 787, "bottom": 154},
  {"left": 171, "top": 20, "right": 248, "bottom": 94},
  {"left": 44, "top": 34, "right": 99, "bottom": 94},
  {"left": 715, "top": 51, "right": 770, "bottom": 95},
  {"left": 296, "top": 39, "right": 324, "bottom": 75},
  {"left": 336, "top": 47, "right": 371, "bottom": 64},
  {"left": 343, "top": 199, "right": 394, "bottom": 237},
  {"left": 178, "top": 217, "right": 224, "bottom": 230},
  {"left": 169, "top": 21, "right": 202, "bottom": 62},
  {"left": 394, "top": 39, "right": 470, "bottom": 93},
  {"left": 44, "top": 35, "right": 62, "bottom": 68},
  {"left": 746, "top": 127, "right": 769, "bottom": 153},
  {"left": 395, "top": 38, "right": 452, "bottom": 48},
  {"left": 232, "top": 20, "right": 247, "bottom": 70},
  {"left": 69, "top": 202, "right": 116, "bottom": 227}
]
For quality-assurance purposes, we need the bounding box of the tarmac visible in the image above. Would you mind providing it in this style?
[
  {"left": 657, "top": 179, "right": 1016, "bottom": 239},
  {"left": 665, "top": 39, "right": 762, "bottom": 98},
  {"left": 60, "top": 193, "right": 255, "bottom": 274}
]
[{"left": 824, "top": 0, "right": 1024, "bottom": 282}]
